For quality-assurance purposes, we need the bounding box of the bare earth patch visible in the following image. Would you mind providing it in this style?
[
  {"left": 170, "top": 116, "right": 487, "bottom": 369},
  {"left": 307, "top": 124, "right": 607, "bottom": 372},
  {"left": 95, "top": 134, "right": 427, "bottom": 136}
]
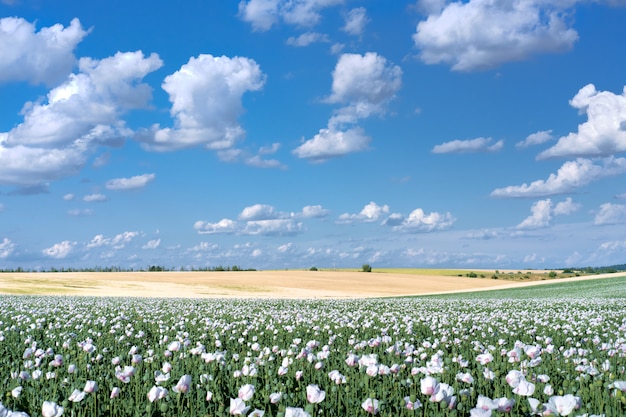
[{"left": 0, "top": 270, "right": 621, "bottom": 299}]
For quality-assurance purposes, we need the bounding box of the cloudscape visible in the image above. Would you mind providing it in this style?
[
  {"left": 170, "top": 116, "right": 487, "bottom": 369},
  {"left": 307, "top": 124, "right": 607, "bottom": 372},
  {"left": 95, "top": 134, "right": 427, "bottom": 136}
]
[{"left": 1, "top": 0, "right": 625, "bottom": 270}]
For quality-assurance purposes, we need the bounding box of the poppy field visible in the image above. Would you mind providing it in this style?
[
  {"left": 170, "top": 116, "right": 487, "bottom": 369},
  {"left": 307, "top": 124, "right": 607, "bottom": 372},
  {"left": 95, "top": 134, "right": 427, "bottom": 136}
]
[{"left": 1, "top": 276, "right": 625, "bottom": 416}]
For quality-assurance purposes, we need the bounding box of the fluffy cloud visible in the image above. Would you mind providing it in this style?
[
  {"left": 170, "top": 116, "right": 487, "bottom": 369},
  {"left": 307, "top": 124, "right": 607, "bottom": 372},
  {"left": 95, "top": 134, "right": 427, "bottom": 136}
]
[
  {"left": 516, "top": 130, "right": 554, "bottom": 148},
  {"left": 538, "top": 84, "right": 626, "bottom": 159},
  {"left": 517, "top": 197, "right": 580, "bottom": 229},
  {"left": 0, "top": 17, "right": 88, "bottom": 85},
  {"left": 42, "top": 240, "right": 76, "bottom": 259},
  {"left": 83, "top": 193, "right": 107, "bottom": 202},
  {"left": 86, "top": 232, "right": 139, "bottom": 249},
  {"left": 385, "top": 208, "right": 455, "bottom": 232},
  {"left": 294, "top": 52, "right": 401, "bottom": 160},
  {"left": 238, "top": 0, "right": 343, "bottom": 31},
  {"left": 292, "top": 126, "right": 370, "bottom": 161},
  {"left": 135, "top": 54, "right": 265, "bottom": 153},
  {"left": 432, "top": 137, "right": 503, "bottom": 154},
  {"left": 594, "top": 203, "right": 626, "bottom": 225},
  {"left": 343, "top": 7, "right": 368, "bottom": 36},
  {"left": 286, "top": 32, "right": 329, "bottom": 46},
  {"left": 106, "top": 173, "right": 156, "bottom": 190},
  {"left": 143, "top": 238, "right": 161, "bottom": 249},
  {"left": 0, "top": 51, "right": 162, "bottom": 187},
  {"left": 413, "top": 0, "right": 578, "bottom": 71},
  {"left": 0, "top": 238, "right": 15, "bottom": 258},
  {"left": 195, "top": 203, "right": 326, "bottom": 235},
  {"left": 491, "top": 157, "right": 626, "bottom": 198},
  {"left": 337, "top": 201, "right": 389, "bottom": 224}
]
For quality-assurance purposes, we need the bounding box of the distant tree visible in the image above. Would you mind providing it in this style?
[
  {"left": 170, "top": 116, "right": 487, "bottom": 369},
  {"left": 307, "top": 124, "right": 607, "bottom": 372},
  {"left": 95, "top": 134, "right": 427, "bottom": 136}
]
[
  {"left": 309, "top": 266, "right": 318, "bottom": 271},
  {"left": 361, "top": 264, "right": 372, "bottom": 272}
]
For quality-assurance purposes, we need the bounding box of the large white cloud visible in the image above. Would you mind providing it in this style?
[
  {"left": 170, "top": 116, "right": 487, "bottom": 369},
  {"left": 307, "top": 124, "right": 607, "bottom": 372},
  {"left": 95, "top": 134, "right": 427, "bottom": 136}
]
[
  {"left": 413, "top": 0, "right": 578, "bottom": 71},
  {"left": 491, "top": 157, "right": 626, "bottom": 198},
  {"left": 135, "top": 54, "right": 265, "bottom": 152},
  {"left": 0, "top": 238, "right": 15, "bottom": 259},
  {"left": 42, "top": 240, "right": 76, "bottom": 259},
  {"left": 0, "top": 51, "right": 162, "bottom": 187},
  {"left": 0, "top": 17, "right": 88, "bottom": 85},
  {"left": 337, "top": 201, "right": 390, "bottom": 224},
  {"left": 238, "top": 0, "right": 343, "bottom": 31},
  {"left": 294, "top": 52, "right": 401, "bottom": 161},
  {"left": 538, "top": 84, "right": 626, "bottom": 159},
  {"left": 432, "top": 137, "right": 503, "bottom": 153}
]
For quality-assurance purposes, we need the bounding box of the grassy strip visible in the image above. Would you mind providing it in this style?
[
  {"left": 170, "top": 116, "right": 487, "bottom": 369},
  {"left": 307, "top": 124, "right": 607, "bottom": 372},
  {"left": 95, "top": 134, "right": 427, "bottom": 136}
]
[{"left": 415, "top": 274, "right": 626, "bottom": 299}]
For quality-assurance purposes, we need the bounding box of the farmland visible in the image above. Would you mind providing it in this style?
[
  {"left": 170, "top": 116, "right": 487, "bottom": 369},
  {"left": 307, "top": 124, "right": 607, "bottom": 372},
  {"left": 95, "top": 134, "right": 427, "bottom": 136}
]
[{"left": 0, "top": 272, "right": 625, "bottom": 416}]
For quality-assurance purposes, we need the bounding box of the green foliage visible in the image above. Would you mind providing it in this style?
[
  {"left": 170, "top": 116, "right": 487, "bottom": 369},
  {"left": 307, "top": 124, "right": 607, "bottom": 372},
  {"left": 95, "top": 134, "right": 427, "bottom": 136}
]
[
  {"left": 361, "top": 264, "right": 372, "bottom": 272},
  {"left": 309, "top": 266, "right": 318, "bottom": 271}
]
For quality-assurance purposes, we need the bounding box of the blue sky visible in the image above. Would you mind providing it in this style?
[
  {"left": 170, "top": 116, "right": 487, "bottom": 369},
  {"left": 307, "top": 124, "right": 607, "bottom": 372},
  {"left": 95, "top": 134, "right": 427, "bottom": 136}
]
[{"left": 1, "top": 0, "right": 626, "bottom": 270}]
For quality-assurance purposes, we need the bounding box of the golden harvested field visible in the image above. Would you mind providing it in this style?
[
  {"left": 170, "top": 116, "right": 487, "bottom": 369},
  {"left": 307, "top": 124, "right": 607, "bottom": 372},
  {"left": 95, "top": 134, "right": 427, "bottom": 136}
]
[{"left": 0, "top": 270, "right": 621, "bottom": 299}]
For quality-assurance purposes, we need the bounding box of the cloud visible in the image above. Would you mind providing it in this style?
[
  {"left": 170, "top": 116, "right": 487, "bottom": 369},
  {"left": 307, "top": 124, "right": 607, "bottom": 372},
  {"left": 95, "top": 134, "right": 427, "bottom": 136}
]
[
  {"left": 68, "top": 209, "right": 94, "bottom": 216},
  {"left": 238, "top": 0, "right": 343, "bottom": 31},
  {"left": 243, "top": 219, "right": 304, "bottom": 235},
  {"left": 343, "top": 7, "right": 368, "bottom": 36},
  {"left": 432, "top": 137, "right": 503, "bottom": 154},
  {"left": 516, "top": 197, "right": 580, "bottom": 229},
  {"left": 194, "top": 218, "right": 238, "bottom": 234},
  {"left": 337, "top": 201, "right": 389, "bottom": 224},
  {"left": 491, "top": 157, "right": 626, "bottom": 198},
  {"left": 598, "top": 238, "right": 626, "bottom": 253},
  {"left": 0, "top": 51, "right": 163, "bottom": 187},
  {"left": 42, "top": 240, "right": 76, "bottom": 259},
  {"left": 516, "top": 130, "right": 554, "bottom": 148},
  {"left": 143, "top": 238, "right": 161, "bottom": 249},
  {"left": 0, "top": 238, "right": 15, "bottom": 258},
  {"left": 106, "top": 173, "right": 155, "bottom": 190},
  {"left": 239, "top": 203, "right": 288, "bottom": 221},
  {"left": 413, "top": 0, "right": 578, "bottom": 71},
  {"left": 86, "top": 231, "right": 139, "bottom": 249},
  {"left": 135, "top": 54, "right": 265, "bottom": 152},
  {"left": 83, "top": 193, "right": 106, "bottom": 202},
  {"left": 286, "top": 32, "right": 329, "bottom": 46},
  {"left": 538, "top": 84, "right": 626, "bottom": 159},
  {"left": 294, "top": 52, "right": 401, "bottom": 161},
  {"left": 0, "top": 17, "right": 88, "bottom": 86},
  {"left": 293, "top": 126, "right": 370, "bottom": 161},
  {"left": 63, "top": 193, "right": 75, "bottom": 201},
  {"left": 594, "top": 203, "right": 626, "bottom": 225},
  {"left": 386, "top": 208, "right": 455, "bottom": 232},
  {"left": 301, "top": 205, "right": 330, "bottom": 218}
]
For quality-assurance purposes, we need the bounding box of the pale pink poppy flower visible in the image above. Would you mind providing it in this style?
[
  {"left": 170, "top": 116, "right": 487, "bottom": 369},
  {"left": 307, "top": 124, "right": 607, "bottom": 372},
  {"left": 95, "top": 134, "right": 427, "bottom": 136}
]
[
  {"left": 111, "top": 356, "right": 121, "bottom": 365},
  {"left": 295, "top": 370, "right": 303, "bottom": 381},
  {"left": 430, "top": 383, "right": 454, "bottom": 404},
  {"left": 162, "top": 362, "right": 172, "bottom": 373},
  {"left": 154, "top": 370, "right": 170, "bottom": 384},
  {"left": 284, "top": 407, "right": 311, "bottom": 417},
  {"left": 544, "top": 394, "right": 581, "bottom": 416},
  {"left": 277, "top": 366, "right": 288, "bottom": 376},
  {"left": 345, "top": 353, "right": 359, "bottom": 367},
  {"left": 495, "top": 397, "right": 515, "bottom": 413},
  {"left": 11, "top": 386, "right": 22, "bottom": 398},
  {"left": 147, "top": 386, "right": 168, "bottom": 402},
  {"left": 544, "top": 384, "right": 554, "bottom": 396},
  {"left": 110, "top": 387, "right": 121, "bottom": 399},
  {"left": 248, "top": 409, "right": 264, "bottom": 417},
  {"left": 505, "top": 370, "right": 524, "bottom": 388},
  {"left": 167, "top": 341, "right": 182, "bottom": 352},
  {"left": 42, "top": 401, "right": 64, "bottom": 417},
  {"left": 476, "top": 353, "right": 493, "bottom": 365},
  {"left": 456, "top": 372, "right": 474, "bottom": 384},
  {"left": 366, "top": 365, "right": 379, "bottom": 377},
  {"left": 361, "top": 398, "right": 379, "bottom": 415},
  {"left": 229, "top": 398, "right": 250, "bottom": 415},
  {"left": 68, "top": 389, "right": 86, "bottom": 403},
  {"left": 470, "top": 408, "right": 492, "bottom": 417},
  {"left": 84, "top": 380, "right": 98, "bottom": 393},
  {"left": 173, "top": 375, "right": 191, "bottom": 394},
  {"left": 314, "top": 361, "right": 324, "bottom": 370},
  {"left": 527, "top": 398, "right": 543, "bottom": 414},
  {"left": 23, "top": 348, "right": 33, "bottom": 359},
  {"left": 306, "top": 384, "right": 325, "bottom": 403},
  {"left": 611, "top": 381, "right": 626, "bottom": 391},
  {"left": 50, "top": 355, "right": 63, "bottom": 367},
  {"left": 476, "top": 395, "right": 497, "bottom": 410},
  {"left": 131, "top": 354, "right": 142, "bottom": 364},
  {"left": 537, "top": 374, "right": 550, "bottom": 383},
  {"left": 233, "top": 370, "right": 243, "bottom": 378},
  {"left": 238, "top": 384, "right": 255, "bottom": 401},
  {"left": 512, "top": 379, "right": 535, "bottom": 396},
  {"left": 378, "top": 365, "right": 390, "bottom": 375},
  {"left": 206, "top": 391, "right": 213, "bottom": 401},
  {"left": 403, "top": 396, "right": 422, "bottom": 410},
  {"left": 420, "top": 376, "right": 440, "bottom": 396},
  {"left": 269, "top": 392, "right": 282, "bottom": 404},
  {"left": 483, "top": 368, "right": 496, "bottom": 380}
]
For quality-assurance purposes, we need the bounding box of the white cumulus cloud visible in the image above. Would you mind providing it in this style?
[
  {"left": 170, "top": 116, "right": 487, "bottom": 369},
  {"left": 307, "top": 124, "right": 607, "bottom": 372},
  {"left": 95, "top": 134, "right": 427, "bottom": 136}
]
[
  {"left": 286, "top": 32, "right": 329, "bottom": 46},
  {"left": 413, "top": 0, "right": 579, "bottom": 71},
  {"left": 194, "top": 219, "right": 238, "bottom": 234},
  {"left": 238, "top": 0, "right": 343, "bottom": 31},
  {"left": 337, "top": 201, "right": 389, "bottom": 224},
  {"left": 43, "top": 240, "right": 75, "bottom": 259},
  {"left": 343, "top": 7, "right": 368, "bottom": 36},
  {"left": 491, "top": 157, "right": 626, "bottom": 198},
  {"left": 432, "top": 137, "right": 503, "bottom": 154},
  {"left": 106, "top": 173, "right": 155, "bottom": 190},
  {"left": 83, "top": 193, "right": 107, "bottom": 202},
  {"left": 386, "top": 208, "right": 455, "bottom": 232},
  {"left": 516, "top": 130, "right": 554, "bottom": 148},
  {"left": 517, "top": 197, "right": 580, "bottom": 229},
  {"left": 594, "top": 203, "right": 626, "bottom": 225},
  {"left": 135, "top": 54, "right": 265, "bottom": 153},
  {"left": 0, "top": 238, "right": 15, "bottom": 258},
  {"left": 0, "top": 17, "right": 88, "bottom": 86},
  {"left": 538, "top": 84, "right": 626, "bottom": 159}
]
